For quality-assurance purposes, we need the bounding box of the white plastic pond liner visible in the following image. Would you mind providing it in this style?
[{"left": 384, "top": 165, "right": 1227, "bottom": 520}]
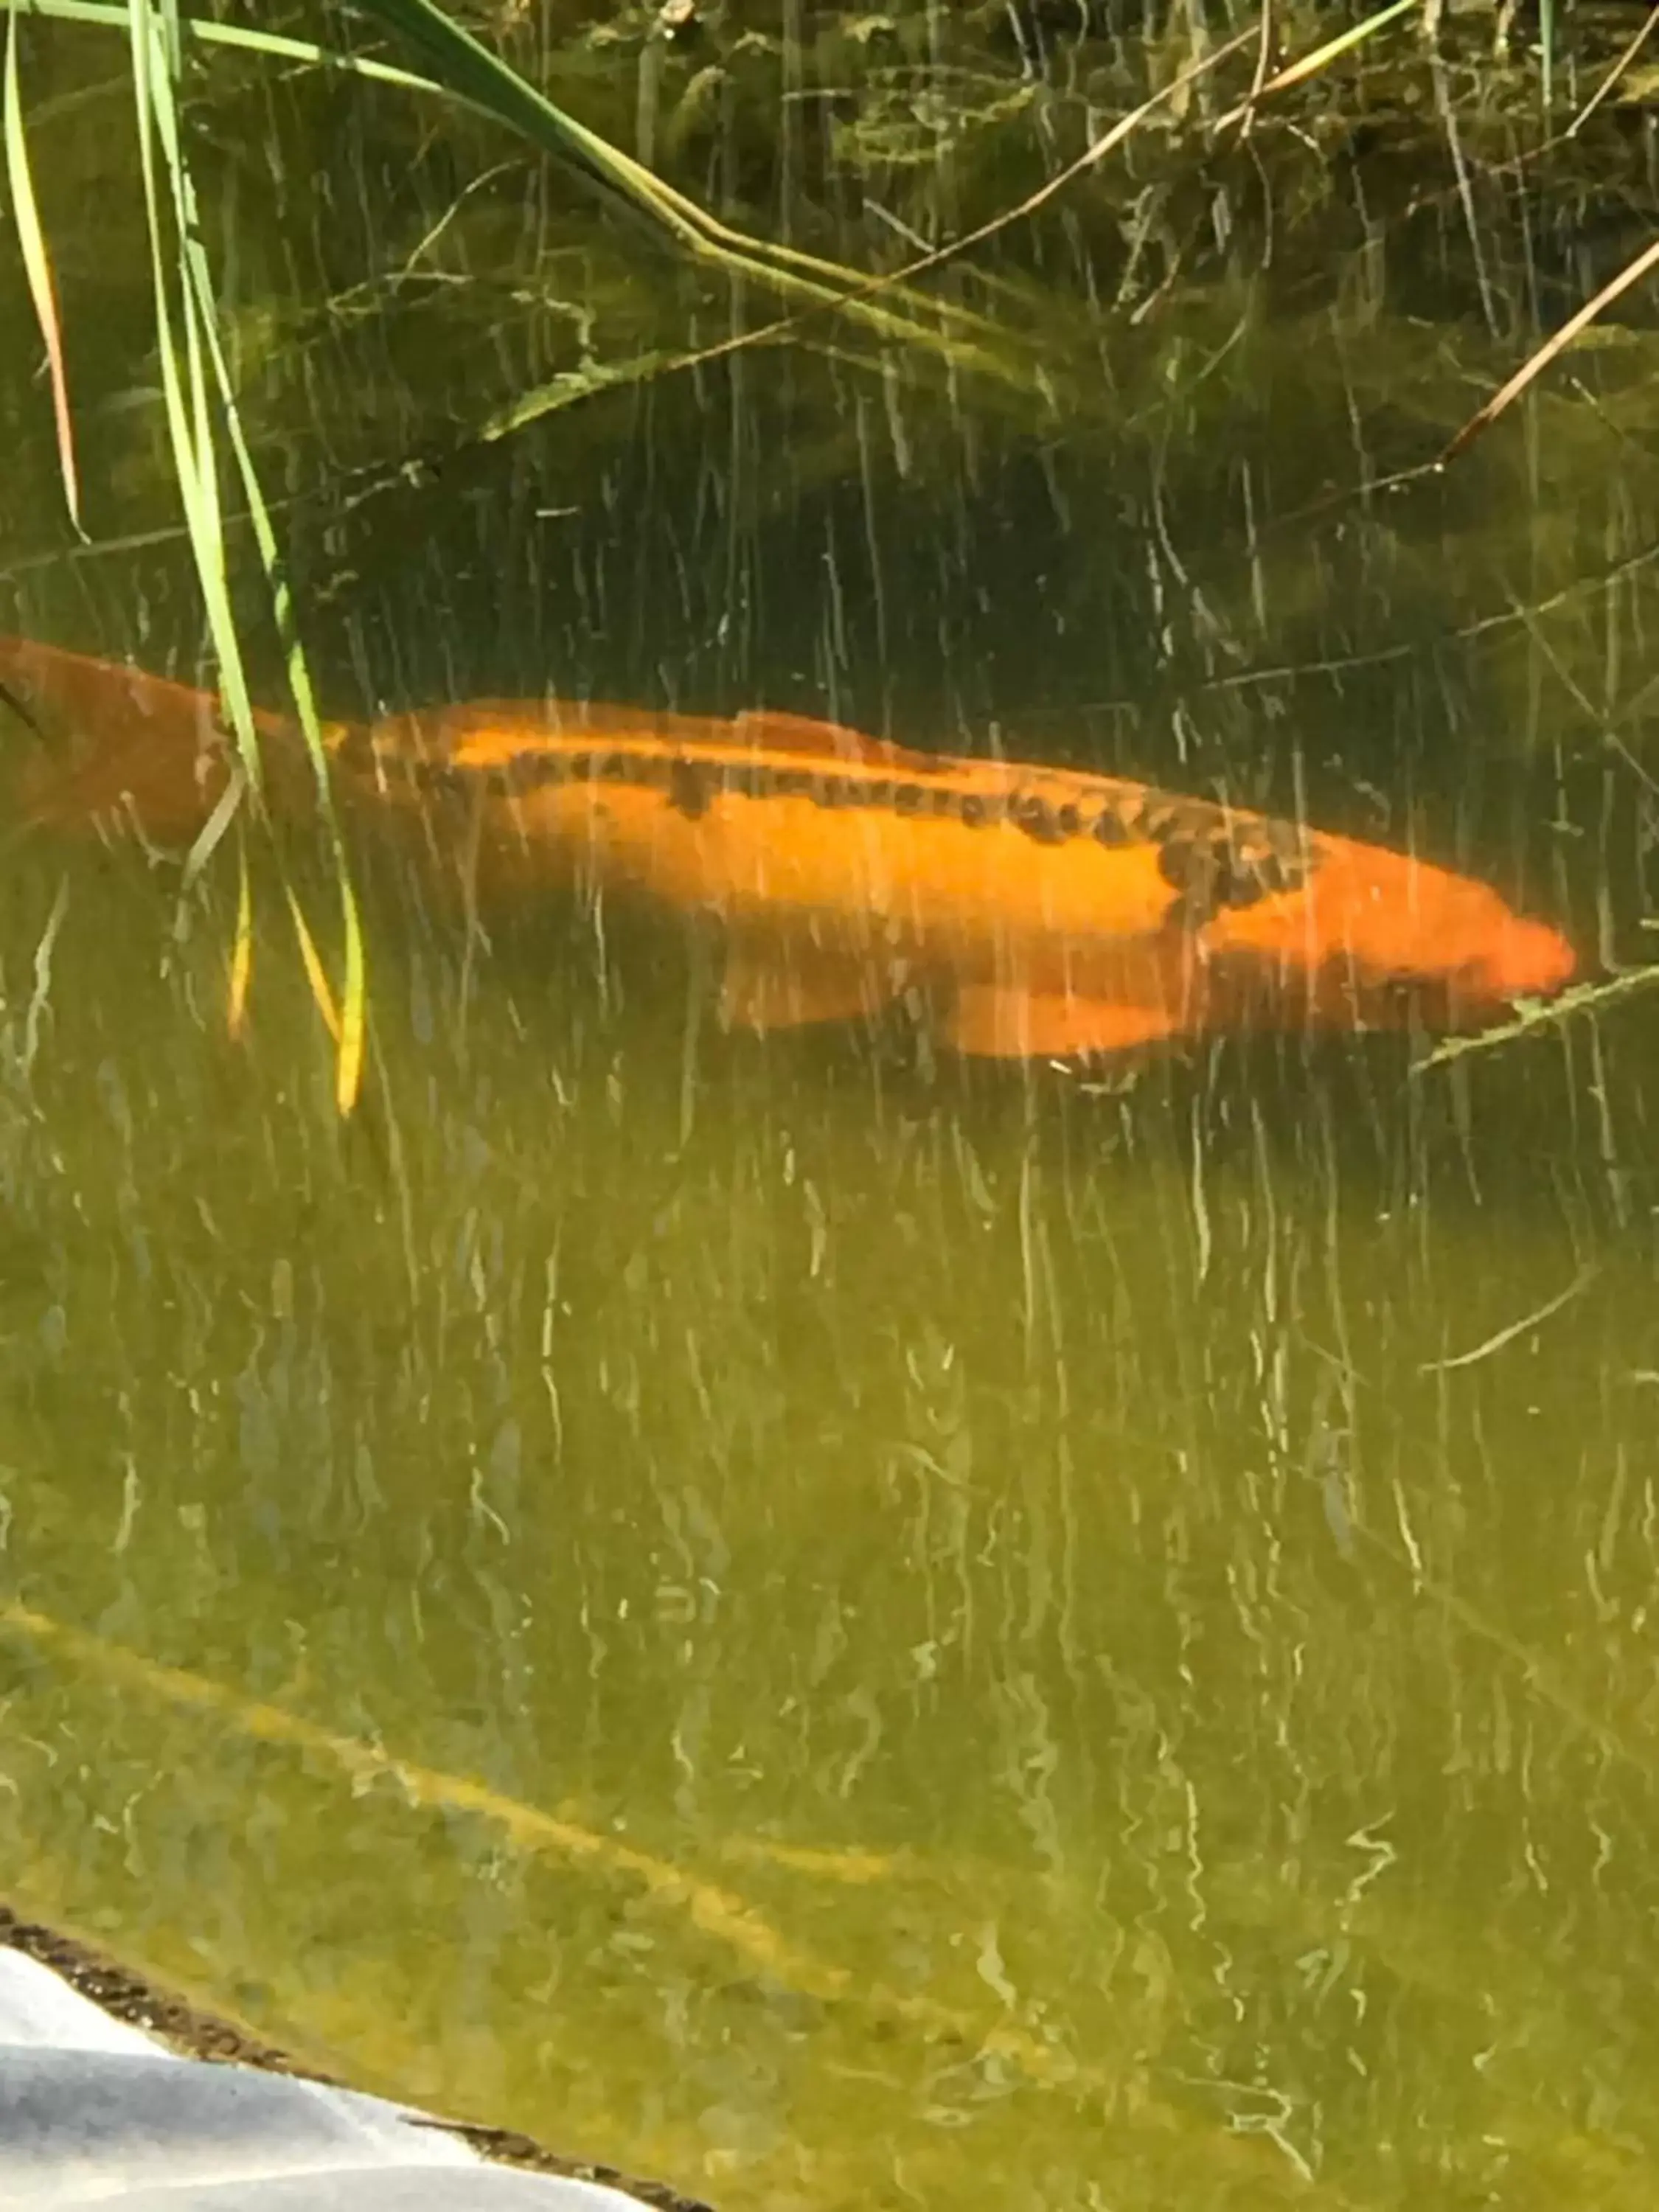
[{"left": 0, "top": 1948, "right": 652, "bottom": 2210}]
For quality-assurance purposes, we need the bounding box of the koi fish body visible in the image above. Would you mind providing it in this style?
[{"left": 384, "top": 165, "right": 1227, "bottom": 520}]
[
  {"left": 355, "top": 698, "right": 1576, "bottom": 1054},
  {"left": 0, "top": 636, "right": 1576, "bottom": 1058}
]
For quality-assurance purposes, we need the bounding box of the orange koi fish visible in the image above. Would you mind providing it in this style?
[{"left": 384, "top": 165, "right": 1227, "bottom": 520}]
[
  {"left": 0, "top": 636, "right": 314, "bottom": 841},
  {"left": 0, "top": 635, "right": 1576, "bottom": 1057}
]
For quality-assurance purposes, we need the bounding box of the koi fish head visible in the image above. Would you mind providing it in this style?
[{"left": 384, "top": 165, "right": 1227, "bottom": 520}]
[{"left": 1203, "top": 831, "right": 1576, "bottom": 1030}]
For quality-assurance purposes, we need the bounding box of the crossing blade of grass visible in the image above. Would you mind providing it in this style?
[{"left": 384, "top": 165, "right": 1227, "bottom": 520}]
[
  {"left": 181, "top": 759, "right": 248, "bottom": 891},
  {"left": 283, "top": 881, "right": 344, "bottom": 1048},
  {"left": 4, "top": 7, "right": 84, "bottom": 535},
  {"left": 1569, "top": 2, "right": 1658, "bottom": 136}
]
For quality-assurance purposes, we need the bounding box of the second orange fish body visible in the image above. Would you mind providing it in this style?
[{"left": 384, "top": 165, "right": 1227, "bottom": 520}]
[{"left": 0, "top": 636, "right": 1576, "bottom": 1059}]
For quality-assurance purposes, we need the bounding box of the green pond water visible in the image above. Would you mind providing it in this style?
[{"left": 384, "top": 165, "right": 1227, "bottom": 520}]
[{"left": 2, "top": 13, "right": 1659, "bottom": 2208}]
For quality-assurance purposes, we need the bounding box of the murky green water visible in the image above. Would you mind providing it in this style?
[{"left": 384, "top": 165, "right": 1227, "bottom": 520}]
[{"left": 2, "top": 13, "right": 1659, "bottom": 2208}]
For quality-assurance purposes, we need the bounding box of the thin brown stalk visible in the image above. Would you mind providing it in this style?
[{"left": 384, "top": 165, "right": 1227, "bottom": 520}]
[
  {"left": 1234, "top": 0, "right": 1276, "bottom": 139},
  {"left": 1439, "top": 232, "right": 1659, "bottom": 468},
  {"left": 1209, "top": 0, "right": 1419, "bottom": 133},
  {"left": 1568, "top": 4, "right": 1659, "bottom": 137}
]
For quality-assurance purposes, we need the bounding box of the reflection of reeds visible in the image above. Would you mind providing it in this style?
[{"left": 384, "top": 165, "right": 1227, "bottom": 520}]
[
  {"left": 0, "top": 1596, "right": 1121, "bottom": 2100},
  {"left": 11, "top": 1582, "right": 1658, "bottom": 2208},
  {"left": 0, "top": 1598, "right": 850, "bottom": 1997},
  {"left": 3, "top": 1592, "right": 1364, "bottom": 2207}
]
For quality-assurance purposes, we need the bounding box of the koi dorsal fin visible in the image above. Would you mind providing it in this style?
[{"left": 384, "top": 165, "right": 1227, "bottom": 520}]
[
  {"left": 365, "top": 698, "right": 947, "bottom": 780},
  {"left": 730, "top": 709, "right": 939, "bottom": 775}
]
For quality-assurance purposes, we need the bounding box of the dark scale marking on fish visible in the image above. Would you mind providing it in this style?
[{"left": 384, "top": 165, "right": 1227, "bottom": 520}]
[
  {"left": 1093, "top": 807, "right": 1135, "bottom": 847},
  {"left": 1157, "top": 828, "right": 1312, "bottom": 926},
  {"left": 668, "top": 758, "right": 714, "bottom": 819},
  {"left": 410, "top": 759, "right": 473, "bottom": 798},
  {"left": 330, "top": 726, "right": 377, "bottom": 773},
  {"left": 1255, "top": 849, "right": 1304, "bottom": 895},
  {"left": 1012, "top": 794, "right": 1069, "bottom": 845},
  {"left": 497, "top": 748, "right": 562, "bottom": 787}
]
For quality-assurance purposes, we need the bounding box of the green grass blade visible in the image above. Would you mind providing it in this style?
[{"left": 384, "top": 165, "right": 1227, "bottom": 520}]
[
  {"left": 126, "top": 0, "right": 261, "bottom": 791},
  {"left": 127, "top": 0, "right": 366, "bottom": 1112},
  {"left": 174, "top": 186, "right": 369, "bottom": 1112}
]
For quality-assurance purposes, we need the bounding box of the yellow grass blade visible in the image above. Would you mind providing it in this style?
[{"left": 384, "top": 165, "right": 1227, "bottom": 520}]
[
  {"left": 333, "top": 876, "right": 366, "bottom": 1116},
  {"left": 227, "top": 838, "right": 254, "bottom": 1040},
  {"left": 4, "top": 8, "right": 84, "bottom": 535},
  {"left": 283, "top": 881, "right": 342, "bottom": 1048}
]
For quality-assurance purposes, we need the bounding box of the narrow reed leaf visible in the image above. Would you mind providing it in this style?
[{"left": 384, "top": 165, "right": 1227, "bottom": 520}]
[
  {"left": 126, "top": 0, "right": 262, "bottom": 794},
  {"left": 4, "top": 8, "right": 84, "bottom": 534}
]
